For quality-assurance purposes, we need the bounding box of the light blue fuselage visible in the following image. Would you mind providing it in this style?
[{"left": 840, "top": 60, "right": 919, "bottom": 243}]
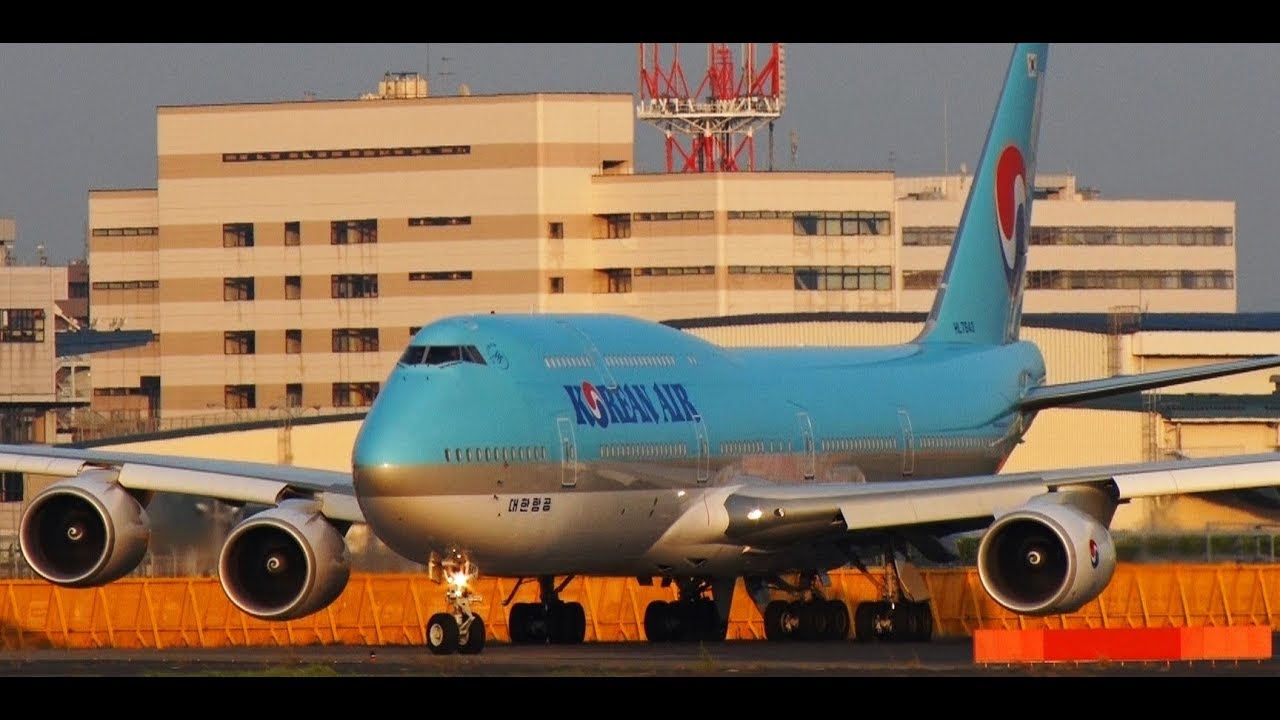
[{"left": 350, "top": 313, "right": 1046, "bottom": 578}]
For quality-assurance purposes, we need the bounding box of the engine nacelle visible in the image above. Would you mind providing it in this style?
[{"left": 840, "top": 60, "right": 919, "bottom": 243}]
[
  {"left": 19, "top": 469, "right": 151, "bottom": 587},
  {"left": 977, "top": 495, "right": 1117, "bottom": 616},
  {"left": 218, "top": 499, "right": 351, "bottom": 621}
]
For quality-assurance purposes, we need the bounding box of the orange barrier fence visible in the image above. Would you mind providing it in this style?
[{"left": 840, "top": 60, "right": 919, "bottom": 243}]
[{"left": 2, "top": 563, "right": 1279, "bottom": 650}]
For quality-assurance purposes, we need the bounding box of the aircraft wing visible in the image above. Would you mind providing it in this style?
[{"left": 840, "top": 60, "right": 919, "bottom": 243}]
[
  {"left": 0, "top": 443, "right": 363, "bottom": 523},
  {"left": 1017, "top": 354, "right": 1280, "bottom": 412},
  {"left": 718, "top": 451, "right": 1280, "bottom": 548}
]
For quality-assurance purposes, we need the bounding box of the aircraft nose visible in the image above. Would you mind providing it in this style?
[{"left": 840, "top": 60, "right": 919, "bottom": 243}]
[{"left": 351, "top": 372, "right": 424, "bottom": 497}]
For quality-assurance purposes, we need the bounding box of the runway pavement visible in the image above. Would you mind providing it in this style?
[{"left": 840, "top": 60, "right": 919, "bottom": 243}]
[{"left": 2, "top": 638, "right": 1278, "bottom": 676}]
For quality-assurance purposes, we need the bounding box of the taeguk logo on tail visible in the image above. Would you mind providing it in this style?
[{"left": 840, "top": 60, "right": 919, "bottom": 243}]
[
  {"left": 994, "top": 143, "right": 1029, "bottom": 292},
  {"left": 565, "top": 381, "right": 701, "bottom": 429}
]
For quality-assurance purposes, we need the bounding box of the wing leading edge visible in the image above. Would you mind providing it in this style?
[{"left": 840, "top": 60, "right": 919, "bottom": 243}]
[{"left": 0, "top": 444, "right": 362, "bottom": 523}]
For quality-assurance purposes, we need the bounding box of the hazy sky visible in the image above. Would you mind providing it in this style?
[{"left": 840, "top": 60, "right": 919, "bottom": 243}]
[{"left": 1, "top": 43, "right": 1278, "bottom": 311}]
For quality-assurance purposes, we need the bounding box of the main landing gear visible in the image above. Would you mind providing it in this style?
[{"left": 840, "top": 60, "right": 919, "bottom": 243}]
[
  {"left": 848, "top": 542, "right": 935, "bottom": 643},
  {"left": 642, "top": 577, "right": 733, "bottom": 643},
  {"left": 423, "top": 550, "right": 487, "bottom": 655},
  {"left": 504, "top": 575, "right": 588, "bottom": 645},
  {"left": 746, "top": 571, "right": 851, "bottom": 642}
]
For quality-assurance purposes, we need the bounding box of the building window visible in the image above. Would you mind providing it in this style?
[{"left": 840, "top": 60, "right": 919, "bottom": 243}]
[
  {"left": 286, "top": 383, "right": 302, "bottom": 408},
  {"left": 331, "top": 219, "right": 378, "bottom": 245},
  {"left": 223, "top": 223, "right": 255, "bottom": 248},
  {"left": 286, "top": 329, "right": 302, "bottom": 354},
  {"left": 409, "top": 326, "right": 422, "bottom": 336},
  {"left": 902, "top": 227, "right": 955, "bottom": 246},
  {"left": 333, "top": 381, "right": 379, "bottom": 407},
  {"left": 793, "top": 211, "right": 891, "bottom": 237},
  {"left": 549, "top": 222, "right": 564, "bottom": 239},
  {"left": 594, "top": 269, "right": 632, "bottom": 294},
  {"left": 224, "top": 330, "right": 256, "bottom": 355},
  {"left": 224, "top": 277, "right": 254, "bottom": 301},
  {"left": 409, "top": 271, "right": 472, "bottom": 281},
  {"left": 549, "top": 276, "right": 564, "bottom": 294},
  {"left": 285, "top": 275, "right": 301, "bottom": 299},
  {"left": 408, "top": 216, "right": 471, "bottom": 227},
  {"left": 903, "top": 270, "right": 943, "bottom": 290},
  {"left": 594, "top": 214, "right": 632, "bottom": 239},
  {"left": 332, "top": 273, "right": 378, "bottom": 298},
  {"left": 793, "top": 266, "right": 893, "bottom": 291},
  {"left": 332, "top": 328, "right": 379, "bottom": 353},
  {"left": 0, "top": 309, "right": 45, "bottom": 343},
  {"left": 1, "top": 472, "right": 22, "bottom": 503},
  {"left": 284, "top": 221, "right": 301, "bottom": 246},
  {"left": 225, "top": 384, "right": 256, "bottom": 410}
]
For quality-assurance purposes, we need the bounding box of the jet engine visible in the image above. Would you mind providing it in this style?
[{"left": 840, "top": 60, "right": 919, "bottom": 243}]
[
  {"left": 217, "top": 499, "right": 351, "bottom": 621},
  {"left": 976, "top": 495, "right": 1116, "bottom": 616},
  {"left": 18, "top": 469, "right": 151, "bottom": 587}
]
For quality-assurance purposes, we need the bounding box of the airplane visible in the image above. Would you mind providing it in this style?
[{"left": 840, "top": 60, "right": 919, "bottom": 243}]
[{"left": 5, "top": 42, "right": 1280, "bottom": 656}]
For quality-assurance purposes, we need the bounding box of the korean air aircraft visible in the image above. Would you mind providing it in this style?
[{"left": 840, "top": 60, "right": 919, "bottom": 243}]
[{"left": 4, "top": 42, "right": 1280, "bottom": 655}]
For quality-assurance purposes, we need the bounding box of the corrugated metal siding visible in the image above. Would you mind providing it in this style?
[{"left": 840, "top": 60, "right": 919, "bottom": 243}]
[{"left": 1003, "top": 408, "right": 1146, "bottom": 473}]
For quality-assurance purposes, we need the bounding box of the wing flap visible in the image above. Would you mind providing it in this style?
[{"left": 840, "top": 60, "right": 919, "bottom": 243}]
[
  {"left": 1107, "top": 458, "right": 1280, "bottom": 500},
  {"left": 0, "top": 451, "right": 93, "bottom": 477},
  {"left": 723, "top": 453, "right": 1280, "bottom": 544}
]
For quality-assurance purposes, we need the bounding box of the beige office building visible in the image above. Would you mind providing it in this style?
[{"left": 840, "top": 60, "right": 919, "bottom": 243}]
[
  {"left": 0, "top": 265, "right": 68, "bottom": 443},
  {"left": 86, "top": 86, "right": 1239, "bottom": 418}
]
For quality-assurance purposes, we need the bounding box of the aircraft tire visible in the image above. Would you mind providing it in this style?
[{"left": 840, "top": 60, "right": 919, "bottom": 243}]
[{"left": 426, "top": 612, "right": 460, "bottom": 655}]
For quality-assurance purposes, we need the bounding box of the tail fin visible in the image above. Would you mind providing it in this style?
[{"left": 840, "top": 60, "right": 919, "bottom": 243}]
[{"left": 916, "top": 43, "right": 1048, "bottom": 346}]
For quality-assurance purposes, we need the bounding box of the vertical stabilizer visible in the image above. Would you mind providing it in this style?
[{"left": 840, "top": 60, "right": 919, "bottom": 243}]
[{"left": 916, "top": 43, "right": 1048, "bottom": 346}]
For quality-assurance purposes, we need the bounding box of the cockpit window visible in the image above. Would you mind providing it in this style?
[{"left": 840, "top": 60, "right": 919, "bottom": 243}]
[
  {"left": 401, "top": 344, "right": 489, "bottom": 367},
  {"left": 399, "top": 346, "right": 426, "bottom": 365},
  {"left": 425, "top": 345, "right": 463, "bottom": 365}
]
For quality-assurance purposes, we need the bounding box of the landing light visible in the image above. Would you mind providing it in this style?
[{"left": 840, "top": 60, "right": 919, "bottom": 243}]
[
  {"left": 450, "top": 571, "right": 470, "bottom": 589},
  {"left": 677, "top": 490, "right": 686, "bottom": 498},
  {"left": 747, "top": 508, "right": 763, "bottom": 521}
]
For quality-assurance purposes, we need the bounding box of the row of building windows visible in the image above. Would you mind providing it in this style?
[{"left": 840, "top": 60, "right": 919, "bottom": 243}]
[
  {"left": 591, "top": 265, "right": 896, "bottom": 293},
  {"left": 92, "top": 280, "right": 158, "bottom": 290},
  {"left": 0, "top": 309, "right": 45, "bottom": 343},
  {"left": 409, "top": 216, "right": 471, "bottom": 227},
  {"left": 1027, "top": 270, "right": 1235, "bottom": 290},
  {"left": 223, "top": 272, "right": 472, "bottom": 301},
  {"left": 903, "top": 226, "right": 1234, "bottom": 247},
  {"left": 223, "top": 382, "right": 379, "bottom": 409},
  {"left": 223, "top": 329, "right": 381, "bottom": 355},
  {"left": 902, "top": 269, "right": 1235, "bottom": 290},
  {"left": 91, "top": 226, "right": 158, "bottom": 237},
  {"left": 221, "top": 145, "right": 471, "bottom": 163}
]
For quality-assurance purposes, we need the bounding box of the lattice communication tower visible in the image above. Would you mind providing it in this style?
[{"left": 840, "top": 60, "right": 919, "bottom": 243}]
[{"left": 637, "top": 43, "right": 786, "bottom": 173}]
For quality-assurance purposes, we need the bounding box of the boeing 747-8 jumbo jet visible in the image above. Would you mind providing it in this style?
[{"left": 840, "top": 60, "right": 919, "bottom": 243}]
[{"left": 4, "top": 43, "right": 1280, "bottom": 655}]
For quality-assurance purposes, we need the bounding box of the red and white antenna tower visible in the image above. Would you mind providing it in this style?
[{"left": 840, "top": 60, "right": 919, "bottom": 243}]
[{"left": 637, "top": 43, "right": 785, "bottom": 173}]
